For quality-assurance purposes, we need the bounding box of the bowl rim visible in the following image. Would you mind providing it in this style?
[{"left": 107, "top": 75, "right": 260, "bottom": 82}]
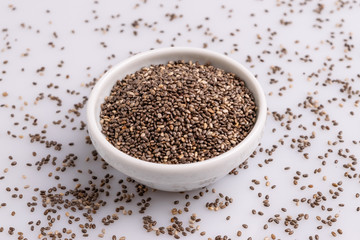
[{"left": 86, "top": 47, "right": 267, "bottom": 172}]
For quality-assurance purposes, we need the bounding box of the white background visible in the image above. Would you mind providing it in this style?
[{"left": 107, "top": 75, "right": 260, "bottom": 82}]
[{"left": 1, "top": 0, "right": 360, "bottom": 239}]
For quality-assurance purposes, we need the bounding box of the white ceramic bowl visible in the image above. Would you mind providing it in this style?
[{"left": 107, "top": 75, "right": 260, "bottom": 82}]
[{"left": 87, "top": 47, "right": 267, "bottom": 192}]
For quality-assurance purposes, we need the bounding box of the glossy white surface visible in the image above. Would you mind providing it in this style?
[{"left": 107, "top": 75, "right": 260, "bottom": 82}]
[{"left": 1, "top": 0, "right": 360, "bottom": 239}]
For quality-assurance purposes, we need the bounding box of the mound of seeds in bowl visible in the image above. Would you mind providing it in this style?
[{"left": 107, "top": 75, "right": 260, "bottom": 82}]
[{"left": 100, "top": 60, "right": 257, "bottom": 164}]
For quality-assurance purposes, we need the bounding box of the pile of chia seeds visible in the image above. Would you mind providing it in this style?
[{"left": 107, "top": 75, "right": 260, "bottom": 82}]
[{"left": 100, "top": 61, "right": 257, "bottom": 164}]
